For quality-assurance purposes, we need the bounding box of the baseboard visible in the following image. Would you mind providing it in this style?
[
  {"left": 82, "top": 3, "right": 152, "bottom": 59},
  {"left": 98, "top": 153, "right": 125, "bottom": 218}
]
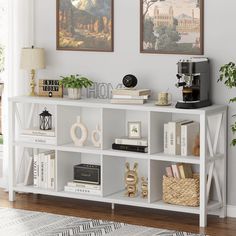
[{"left": 227, "top": 205, "right": 236, "bottom": 218}]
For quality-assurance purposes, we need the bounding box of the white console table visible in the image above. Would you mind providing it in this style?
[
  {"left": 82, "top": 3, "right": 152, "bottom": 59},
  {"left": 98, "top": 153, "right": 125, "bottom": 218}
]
[{"left": 8, "top": 96, "right": 227, "bottom": 227}]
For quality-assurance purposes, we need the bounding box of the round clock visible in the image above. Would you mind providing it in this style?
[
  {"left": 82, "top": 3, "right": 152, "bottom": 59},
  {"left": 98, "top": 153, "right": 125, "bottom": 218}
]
[{"left": 122, "top": 74, "right": 138, "bottom": 88}]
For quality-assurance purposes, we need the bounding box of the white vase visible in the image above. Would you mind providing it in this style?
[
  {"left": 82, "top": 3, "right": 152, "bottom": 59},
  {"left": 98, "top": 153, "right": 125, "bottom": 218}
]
[{"left": 68, "top": 88, "right": 81, "bottom": 100}]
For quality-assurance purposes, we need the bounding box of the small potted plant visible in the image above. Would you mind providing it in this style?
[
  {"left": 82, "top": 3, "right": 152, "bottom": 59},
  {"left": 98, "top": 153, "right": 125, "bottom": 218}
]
[
  {"left": 59, "top": 74, "right": 93, "bottom": 100},
  {"left": 218, "top": 62, "right": 236, "bottom": 145}
]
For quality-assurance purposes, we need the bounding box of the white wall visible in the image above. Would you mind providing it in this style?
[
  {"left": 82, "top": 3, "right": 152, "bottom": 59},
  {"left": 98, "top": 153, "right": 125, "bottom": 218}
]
[{"left": 34, "top": 0, "right": 236, "bottom": 205}]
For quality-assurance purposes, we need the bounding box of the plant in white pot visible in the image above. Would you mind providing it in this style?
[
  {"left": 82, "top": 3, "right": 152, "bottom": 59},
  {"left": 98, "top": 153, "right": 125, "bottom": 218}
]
[{"left": 59, "top": 74, "right": 93, "bottom": 100}]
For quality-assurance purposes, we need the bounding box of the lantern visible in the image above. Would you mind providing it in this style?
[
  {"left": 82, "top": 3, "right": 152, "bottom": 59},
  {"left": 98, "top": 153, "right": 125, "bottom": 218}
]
[{"left": 39, "top": 108, "right": 52, "bottom": 130}]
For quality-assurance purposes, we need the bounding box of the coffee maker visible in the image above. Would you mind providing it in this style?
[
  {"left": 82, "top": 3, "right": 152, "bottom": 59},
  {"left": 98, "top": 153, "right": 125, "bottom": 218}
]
[{"left": 175, "top": 58, "right": 211, "bottom": 109}]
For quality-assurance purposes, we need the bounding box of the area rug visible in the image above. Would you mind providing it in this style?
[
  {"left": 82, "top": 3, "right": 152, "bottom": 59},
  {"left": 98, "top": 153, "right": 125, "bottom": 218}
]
[{"left": 0, "top": 208, "right": 203, "bottom": 236}]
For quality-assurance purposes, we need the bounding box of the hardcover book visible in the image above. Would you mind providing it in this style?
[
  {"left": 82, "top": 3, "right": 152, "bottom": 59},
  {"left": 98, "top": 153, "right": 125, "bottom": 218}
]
[
  {"left": 112, "top": 89, "right": 151, "bottom": 96},
  {"left": 64, "top": 186, "right": 102, "bottom": 196},
  {"left": 110, "top": 99, "right": 145, "bottom": 105},
  {"left": 115, "top": 137, "right": 148, "bottom": 146},
  {"left": 112, "top": 143, "right": 148, "bottom": 153}
]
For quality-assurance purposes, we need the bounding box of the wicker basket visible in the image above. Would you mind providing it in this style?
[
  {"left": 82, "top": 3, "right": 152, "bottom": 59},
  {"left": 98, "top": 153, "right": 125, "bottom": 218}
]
[{"left": 163, "top": 175, "right": 200, "bottom": 207}]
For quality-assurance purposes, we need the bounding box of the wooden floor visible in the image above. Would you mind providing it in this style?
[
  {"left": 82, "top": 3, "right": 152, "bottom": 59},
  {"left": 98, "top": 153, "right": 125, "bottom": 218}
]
[{"left": 0, "top": 189, "right": 235, "bottom": 236}]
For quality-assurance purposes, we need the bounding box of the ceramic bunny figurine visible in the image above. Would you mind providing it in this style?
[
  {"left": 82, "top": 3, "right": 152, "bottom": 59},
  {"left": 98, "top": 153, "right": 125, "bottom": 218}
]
[{"left": 125, "top": 162, "right": 138, "bottom": 198}]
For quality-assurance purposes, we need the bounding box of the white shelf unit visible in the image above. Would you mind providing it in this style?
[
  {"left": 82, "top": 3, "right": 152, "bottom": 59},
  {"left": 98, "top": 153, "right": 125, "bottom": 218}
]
[{"left": 8, "top": 96, "right": 227, "bottom": 227}]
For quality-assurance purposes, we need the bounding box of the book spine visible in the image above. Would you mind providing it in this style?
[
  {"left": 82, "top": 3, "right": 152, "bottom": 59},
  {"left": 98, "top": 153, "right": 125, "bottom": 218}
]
[
  {"left": 112, "top": 95, "right": 149, "bottom": 99},
  {"left": 67, "top": 182, "right": 101, "bottom": 190},
  {"left": 181, "top": 125, "right": 187, "bottom": 156},
  {"left": 164, "top": 123, "right": 169, "bottom": 154},
  {"left": 115, "top": 138, "right": 148, "bottom": 146},
  {"left": 39, "top": 153, "right": 45, "bottom": 188},
  {"left": 50, "top": 156, "right": 55, "bottom": 189},
  {"left": 165, "top": 167, "right": 173, "bottom": 177},
  {"left": 33, "top": 155, "right": 39, "bottom": 187},
  {"left": 19, "top": 135, "right": 56, "bottom": 145},
  {"left": 112, "top": 143, "right": 148, "bottom": 153},
  {"left": 64, "top": 186, "right": 101, "bottom": 195},
  {"left": 22, "top": 130, "right": 55, "bottom": 137},
  {"left": 171, "top": 164, "right": 180, "bottom": 178},
  {"left": 168, "top": 122, "right": 175, "bottom": 155}
]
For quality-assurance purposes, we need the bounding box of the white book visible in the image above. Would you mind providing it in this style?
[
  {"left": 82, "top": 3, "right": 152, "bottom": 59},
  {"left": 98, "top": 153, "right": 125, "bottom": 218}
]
[
  {"left": 19, "top": 134, "right": 56, "bottom": 145},
  {"left": 64, "top": 186, "right": 102, "bottom": 196},
  {"left": 24, "top": 156, "right": 33, "bottom": 186},
  {"left": 112, "top": 95, "right": 149, "bottom": 100},
  {"left": 33, "top": 154, "right": 39, "bottom": 187},
  {"left": 181, "top": 121, "right": 200, "bottom": 156},
  {"left": 164, "top": 123, "right": 169, "bottom": 154},
  {"left": 67, "top": 182, "right": 101, "bottom": 190},
  {"left": 44, "top": 153, "right": 48, "bottom": 189},
  {"left": 47, "top": 153, "right": 55, "bottom": 189},
  {"left": 110, "top": 99, "right": 145, "bottom": 105},
  {"left": 168, "top": 120, "right": 188, "bottom": 155},
  {"left": 115, "top": 137, "right": 148, "bottom": 146},
  {"left": 21, "top": 127, "right": 55, "bottom": 137},
  {"left": 39, "top": 153, "right": 45, "bottom": 188}
]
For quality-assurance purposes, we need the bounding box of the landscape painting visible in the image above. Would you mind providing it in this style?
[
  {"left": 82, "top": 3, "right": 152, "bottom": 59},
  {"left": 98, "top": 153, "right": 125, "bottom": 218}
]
[
  {"left": 141, "top": 0, "right": 203, "bottom": 55},
  {"left": 57, "top": 0, "right": 113, "bottom": 51}
]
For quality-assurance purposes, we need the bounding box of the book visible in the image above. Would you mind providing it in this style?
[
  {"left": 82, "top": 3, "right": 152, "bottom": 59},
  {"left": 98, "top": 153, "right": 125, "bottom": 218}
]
[
  {"left": 48, "top": 153, "right": 55, "bottom": 189},
  {"left": 181, "top": 121, "right": 200, "bottom": 156},
  {"left": 112, "top": 95, "right": 149, "bottom": 99},
  {"left": 67, "top": 182, "right": 101, "bottom": 190},
  {"left": 110, "top": 99, "right": 145, "bottom": 105},
  {"left": 112, "top": 143, "right": 148, "bottom": 153},
  {"left": 19, "top": 134, "right": 56, "bottom": 145},
  {"left": 24, "top": 156, "right": 33, "bottom": 186},
  {"left": 168, "top": 120, "right": 188, "bottom": 155},
  {"left": 164, "top": 123, "right": 169, "bottom": 154},
  {"left": 178, "top": 164, "right": 193, "bottom": 179},
  {"left": 115, "top": 137, "right": 148, "bottom": 146},
  {"left": 165, "top": 167, "right": 173, "bottom": 177},
  {"left": 171, "top": 164, "right": 181, "bottom": 178},
  {"left": 64, "top": 186, "right": 102, "bottom": 196},
  {"left": 39, "top": 153, "right": 45, "bottom": 188},
  {"left": 33, "top": 154, "right": 39, "bottom": 187},
  {"left": 112, "top": 89, "right": 151, "bottom": 96},
  {"left": 21, "top": 127, "right": 55, "bottom": 137}
]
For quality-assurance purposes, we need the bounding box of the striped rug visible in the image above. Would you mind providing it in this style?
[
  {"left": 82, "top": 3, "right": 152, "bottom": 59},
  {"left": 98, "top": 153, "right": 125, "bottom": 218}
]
[{"left": 0, "top": 208, "right": 203, "bottom": 236}]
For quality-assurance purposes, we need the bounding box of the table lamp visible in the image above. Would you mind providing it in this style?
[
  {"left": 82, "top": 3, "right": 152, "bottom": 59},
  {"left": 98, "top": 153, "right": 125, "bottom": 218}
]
[{"left": 20, "top": 46, "right": 45, "bottom": 96}]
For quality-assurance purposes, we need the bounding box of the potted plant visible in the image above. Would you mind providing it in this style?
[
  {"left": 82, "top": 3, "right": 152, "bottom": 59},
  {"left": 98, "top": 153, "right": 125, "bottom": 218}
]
[
  {"left": 218, "top": 62, "right": 236, "bottom": 146},
  {"left": 59, "top": 74, "right": 93, "bottom": 100}
]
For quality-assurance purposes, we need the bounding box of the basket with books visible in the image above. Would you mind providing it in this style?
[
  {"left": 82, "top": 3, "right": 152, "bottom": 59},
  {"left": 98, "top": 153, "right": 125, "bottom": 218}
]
[{"left": 163, "top": 164, "right": 200, "bottom": 207}]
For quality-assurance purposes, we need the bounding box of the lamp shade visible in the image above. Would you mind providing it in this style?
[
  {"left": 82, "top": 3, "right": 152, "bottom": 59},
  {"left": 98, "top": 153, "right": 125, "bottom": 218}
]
[{"left": 20, "top": 47, "right": 46, "bottom": 70}]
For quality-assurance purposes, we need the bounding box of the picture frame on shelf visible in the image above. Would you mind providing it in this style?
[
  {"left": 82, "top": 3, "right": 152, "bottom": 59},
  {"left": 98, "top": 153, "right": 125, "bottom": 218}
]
[
  {"left": 128, "top": 121, "right": 142, "bottom": 139},
  {"left": 140, "top": 0, "right": 204, "bottom": 55},
  {"left": 56, "top": 0, "right": 114, "bottom": 52}
]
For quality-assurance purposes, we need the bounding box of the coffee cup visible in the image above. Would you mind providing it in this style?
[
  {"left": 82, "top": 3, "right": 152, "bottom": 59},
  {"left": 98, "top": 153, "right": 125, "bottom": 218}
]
[{"left": 156, "top": 92, "right": 172, "bottom": 106}]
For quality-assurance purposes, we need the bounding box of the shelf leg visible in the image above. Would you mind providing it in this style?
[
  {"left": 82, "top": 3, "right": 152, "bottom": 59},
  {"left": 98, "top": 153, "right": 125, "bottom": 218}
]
[
  {"left": 200, "top": 114, "right": 207, "bottom": 227},
  {"left": 9, "top": 190, "right": 16, "bottom": 202},
  {"left": 111, "top": 203, "right": 115, "bottom": 211}
]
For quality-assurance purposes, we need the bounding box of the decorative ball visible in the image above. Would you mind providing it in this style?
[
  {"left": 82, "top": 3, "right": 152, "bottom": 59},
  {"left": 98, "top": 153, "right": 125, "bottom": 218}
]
[{"left": 122, "top": 74, "right": 138, "bottom": 88}]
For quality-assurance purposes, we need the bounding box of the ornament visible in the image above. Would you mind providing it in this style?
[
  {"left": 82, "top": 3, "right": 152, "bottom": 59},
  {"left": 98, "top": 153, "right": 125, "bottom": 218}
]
[
  {"left": 91, "top": 124, "right": 101, "bottom": 148},
  {"left": 125, "top": 162, "right": 138, "bottom": 198},
  {"left": 39, "top": 108, "right": 52, "bottom": 130},
  {"left": 70, "top": 116, "right": 88, "bottom": 147},
  {"left": 141, "top": 177, "right": 148, "bottom": 198}
]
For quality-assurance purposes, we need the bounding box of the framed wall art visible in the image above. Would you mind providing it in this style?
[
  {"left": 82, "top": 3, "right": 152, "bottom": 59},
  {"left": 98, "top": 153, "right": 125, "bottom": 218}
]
[
  {"left": 140, "top": 0, "right": 204, "bottom": 55},
  {"left": 56, "top": 0, "right": 114, "bottom": 52},
  {"left": 128, "top": 122, "right": 142, "bottom": 139}
]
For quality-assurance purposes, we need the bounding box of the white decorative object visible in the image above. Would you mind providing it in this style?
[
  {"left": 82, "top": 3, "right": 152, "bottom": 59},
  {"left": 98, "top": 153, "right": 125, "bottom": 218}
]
[
  {"left": 91, "top": 125, "right": 101, "bottom": 148},
  {"left": 70, "top": 116, "right": 88, "bottom": 146},
  {"left": 68, "top": 88, "right": 81, "bottom": 100}
]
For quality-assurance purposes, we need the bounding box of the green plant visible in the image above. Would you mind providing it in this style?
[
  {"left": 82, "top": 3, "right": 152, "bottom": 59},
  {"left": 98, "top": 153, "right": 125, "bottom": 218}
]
[
  {"left": 59, "top": 74, "right": 93, "bottom": 89},
  {"left": 218, "top": 62, "right": 236, "bottom": 146}
]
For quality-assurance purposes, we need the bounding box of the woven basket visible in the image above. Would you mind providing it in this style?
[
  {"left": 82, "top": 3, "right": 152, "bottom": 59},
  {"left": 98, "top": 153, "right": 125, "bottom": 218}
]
[{"left": 163, "top": 175, "right": 200, "bottom": 207}]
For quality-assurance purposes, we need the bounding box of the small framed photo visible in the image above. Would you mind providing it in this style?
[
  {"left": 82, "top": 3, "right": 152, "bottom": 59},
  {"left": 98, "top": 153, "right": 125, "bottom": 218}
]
[{"left": 128, "top": 122, "right": 142, "bottom": 139}]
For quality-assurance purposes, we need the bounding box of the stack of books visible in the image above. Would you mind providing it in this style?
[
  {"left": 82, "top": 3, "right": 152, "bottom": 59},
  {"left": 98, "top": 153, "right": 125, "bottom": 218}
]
[
  {"left": 64, "top": 182, "right": 101, "bottom": 196},
  {"left": 112, "top": 137, "right": 148, "bottom": 153},
  {"left": 164, "top": 120, "right": 199, "bottom": 156},
  {"left": 166, "top": 163, "right": 193, "bottom": 179},
  {"left": 111, "top": 89, "right": 151, "bottom": 104},
  {"left": 32, "top": 151, "right": 56, "bottom": 189},
  {"left": 20, "top": 127, "right": 56, "bottom": 145}
]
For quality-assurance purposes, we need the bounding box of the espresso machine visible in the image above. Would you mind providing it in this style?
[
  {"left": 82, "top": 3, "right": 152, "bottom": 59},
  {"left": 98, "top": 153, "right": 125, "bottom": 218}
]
[{"left": 175, "top": 58, "right": 211, "bottom": 109}]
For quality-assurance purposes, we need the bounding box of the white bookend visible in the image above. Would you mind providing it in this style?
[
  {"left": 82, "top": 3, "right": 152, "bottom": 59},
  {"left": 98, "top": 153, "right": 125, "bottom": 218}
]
[
  {"left": 33, "top": 154, "right": 39, "bottom": 187},
  {"left": 19, "top": 134, "right": 56, "bottom": 145},
  {"left": 64, "top": 186, "right": 102, "bottom": 196},
  {"left": 168, "top": 120, "right": 188, "bottom": 155},
  {"left": 164, "top": 123, "right": 169, "bottom": 154},
  {"left": 24, "top": 156, "right": 33, "bottom": 186},
  {"left": 181, "top": 121, "right": 200, "bottom": 156},
  {"left": 115, "top": 137, "right": 148, "bottom": 146},
  {"left": 67, "top": 182, "right": 101, "bottom": 190}
]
